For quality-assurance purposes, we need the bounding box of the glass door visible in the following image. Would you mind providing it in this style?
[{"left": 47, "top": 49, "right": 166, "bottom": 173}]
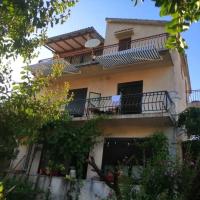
[
  {"left": 66, "top": 88, "right": 87, "bottom": 117},
  {"left": 117, "top": 81, "right": 143, "bottom": 114}
]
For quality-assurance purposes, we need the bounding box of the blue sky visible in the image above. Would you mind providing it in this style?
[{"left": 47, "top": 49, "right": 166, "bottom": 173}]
[{"left": 27, "top": 0, "right": 200, "bottom": 89}]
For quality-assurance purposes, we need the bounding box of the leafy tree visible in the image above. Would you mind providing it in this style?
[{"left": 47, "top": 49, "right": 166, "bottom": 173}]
[
  {"left": 133, "top": 0, "right": 200, "bottom": 52},
  {"left": 37, "top": 117, "right": 102, "bottom": 178},
  {"left": 0, "top": 59, "right": 72, "bottom": 168},
  {"left": 178, "top": 107, "right": 200, "bottom": 137},
  {"left": 0, "top": 0, "right": 77, "bottom": 156},
  {"left": 0, "top": 0, "right": 77, "bottom": 61},
  {"left": 0, "top": 0, "right": 78, "bottom": 169}
]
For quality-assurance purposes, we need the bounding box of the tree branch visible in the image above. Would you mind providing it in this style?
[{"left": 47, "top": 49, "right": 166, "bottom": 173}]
[{"left": 87, "top": 156, "right": 122, "bottom": 200}]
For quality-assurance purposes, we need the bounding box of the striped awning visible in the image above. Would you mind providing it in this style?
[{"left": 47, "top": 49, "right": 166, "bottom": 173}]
[{"left": 96, "top": 46, "right": 161, "bottom": 68}]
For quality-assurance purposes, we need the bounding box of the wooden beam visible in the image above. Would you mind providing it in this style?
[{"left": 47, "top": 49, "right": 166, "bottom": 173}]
[
  {"left": 44, "top": 45, "right": 56, "bottom": 53},
  {"left": 47, "top": 43, "right": 64, "bottom": 53},
  {"left": 89, "top": 32, "right": 94, "bottom": 39},
  {"left": 81, "top": 35, "right": 88, "bottom": 41},
  {"left": 59, "top": 48, "right": 90, "bottom": 58},
  {"left": 72, "top": 38, "right": 84, "bottom": 48},
  {"left": 62, "top": 40, "right": 75, "bottom": 50},
  {"left": 54, "top": 42, "right": 67, "bottom": 52}
]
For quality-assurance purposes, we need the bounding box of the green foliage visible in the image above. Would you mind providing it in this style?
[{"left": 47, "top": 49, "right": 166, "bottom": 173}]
[
  {"left": 37, "top": 117, "right": 102, "bottom": 178},
  {"left": 0, "top": 0, "right": 77, "bottom": 175},
  {"left": 0, "top": 65, "right": 19, "bottom": 165},
  {"left": 3, "top": 178, "right": 40, "bottom": 200},
  {"left": 0, "top": 61, "right": 71, "bottom": 166},
  {"left": 0, "top": 64, "right": 12, "bottom": 102},
  {"left": 178, "top": 107, "right": 200, "bottom": 137},
  {"left": 113, "top": 133, "right": 200, "bottom": 200},
  {"left": 136, "top": 151, "right": 200, "bottom": 200},
  {"left": 0, "top": 182, "right": 5, "bottom": 200},
  {"left": 133, "top": 0, "right": 200, "bottom": 52},
  {"left": 182, "top": 140, "right": 200, "bottom": 160},
  {"left": 119, "top": 175, "right": 134, "bottom": 200},
  {"left": 0, "top": 0, "right": 77, "bottom": 61},
  {"left": 144, "top": 132, "right": 169, "bottom": 161},
  {"left": 126, "top": 133, "right": 171, "bottom": 200},
  {"left": 138, "top": 161, "right": 180, "bottom": 200}
]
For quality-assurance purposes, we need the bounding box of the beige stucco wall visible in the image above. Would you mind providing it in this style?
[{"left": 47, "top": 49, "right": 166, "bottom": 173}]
[
  {"left": 169, "top": 50, "right": 188, "bottom": 114},
  {"left": 59, "top": 62, "right": 174, "bottom": 100},
  {"left": 104, "top": 21, "right": 165, "bottom": 46},
  {"left": 53, "top": 53, "right": 187, "bottom": 117}
]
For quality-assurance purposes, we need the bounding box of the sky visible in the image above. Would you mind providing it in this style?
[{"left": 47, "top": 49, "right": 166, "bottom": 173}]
[{"left": 13, "top": 0, "right": 200, "bottom": 89}]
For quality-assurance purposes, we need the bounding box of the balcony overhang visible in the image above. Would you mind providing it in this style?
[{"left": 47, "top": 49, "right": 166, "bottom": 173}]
[
  {"left": 96, "top": 33, "right": 168, "bottom": 69},
  {"left": 29, "top": 58, "right": 81, "bottom": 75},
  {"left": 72, "top": 112, "right": 174, "bottom": 125},
  {"left": 45, "top": 27, "right": 104, "bottom": 54},
  {"left": 96, "top": 46, "right": 162, "bottom": 68}
]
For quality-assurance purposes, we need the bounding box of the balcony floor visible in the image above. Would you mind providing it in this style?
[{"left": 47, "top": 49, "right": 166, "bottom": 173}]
[{"left": 72, "top": 111, "right": 175, "bottom": 125}]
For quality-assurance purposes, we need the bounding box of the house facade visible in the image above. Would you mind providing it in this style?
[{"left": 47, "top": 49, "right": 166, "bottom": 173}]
[{"left": 10, "top": 18, "right": 193, "bottom": 199}]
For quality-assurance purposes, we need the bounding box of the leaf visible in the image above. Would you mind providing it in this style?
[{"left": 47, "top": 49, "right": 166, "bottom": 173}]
[
  {"left": 0, "top": 182, "right": 3, "bottom": 193},
  {"left": 182, "top": 23, "right": 190, "bottom": 31}
]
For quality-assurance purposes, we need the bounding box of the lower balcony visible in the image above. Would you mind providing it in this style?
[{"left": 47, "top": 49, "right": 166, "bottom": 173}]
[{"left": 66, "top": 91, "right": 175, "bottom": 122}]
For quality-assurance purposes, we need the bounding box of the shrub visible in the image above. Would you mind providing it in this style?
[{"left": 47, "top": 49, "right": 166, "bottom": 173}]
[{"left": 4, "top": 177, "right": 40, "bottom": 200}]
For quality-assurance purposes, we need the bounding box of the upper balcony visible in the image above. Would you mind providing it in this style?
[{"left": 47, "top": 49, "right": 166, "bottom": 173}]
[
  {"left": 66, "top": 90, "right": 175, "bottom": 123},
  {"left": 30, "top": 32, "right": 169, "bottom": 74},
  {"left": 96, "top": 33, "right": 168, "bottom": 69}
]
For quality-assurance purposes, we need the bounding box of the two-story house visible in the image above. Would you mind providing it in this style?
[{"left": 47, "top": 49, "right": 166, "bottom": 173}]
[{"left": 10, "top": 18, "right": 192, "bottom": 199}]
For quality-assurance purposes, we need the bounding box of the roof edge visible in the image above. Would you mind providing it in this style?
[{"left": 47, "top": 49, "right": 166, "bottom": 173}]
[
  {"left": 47, "top": 26, "right": 104, "bottom": 43},
  {"left": 105, "top": 18, "right": 169, "bottom": 26}
]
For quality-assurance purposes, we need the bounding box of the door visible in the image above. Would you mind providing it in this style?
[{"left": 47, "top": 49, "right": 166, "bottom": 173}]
[
  {"left": 117, "top": 81, "right": 143, "bottom": 114},
  {"left": 66, "top": 88, "right": 87, "bottom": 117}
]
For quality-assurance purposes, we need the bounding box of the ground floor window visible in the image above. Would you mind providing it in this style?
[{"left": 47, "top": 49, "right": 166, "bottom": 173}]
[{"left": 102, "top": 137, "right": 152, "bottom": 177}]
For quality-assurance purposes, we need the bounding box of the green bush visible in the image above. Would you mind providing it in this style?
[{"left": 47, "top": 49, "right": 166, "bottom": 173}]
[
  {"left": 4, "top": 177, "right": 39, "bottom": 200},
  {"left": 116, "top": 133, "right": 200, "bottom": 200}
]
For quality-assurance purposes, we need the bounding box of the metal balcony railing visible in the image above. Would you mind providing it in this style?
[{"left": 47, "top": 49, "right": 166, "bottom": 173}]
[
  {"left": 96, "top": 33, "right": 169, "bottom": 68},
  {"left": 102, "top": 33, "right": 168, "bottom": 55},
  {"left": 66, "top": 91, "right": 175, "bottom": 118},
  {"left": 187, "top": 90, "right": 200, "bottom": 103},
  {"left": 64, "top": 48, "right": 103, "bottom": 66},
  {"left": 187, "top": 90, "right": 200, "bottom": 108}
]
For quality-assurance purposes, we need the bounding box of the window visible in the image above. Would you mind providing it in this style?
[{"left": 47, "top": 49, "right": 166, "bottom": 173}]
[
  {"left": 102, "top": 138, "right": 152, "bottom": 177},
  {"left": 80, "top": 55, "right": 84, "bottom": 63},
  {"left": 118, "top": 37, "right": 131, "bottom": 51}
]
